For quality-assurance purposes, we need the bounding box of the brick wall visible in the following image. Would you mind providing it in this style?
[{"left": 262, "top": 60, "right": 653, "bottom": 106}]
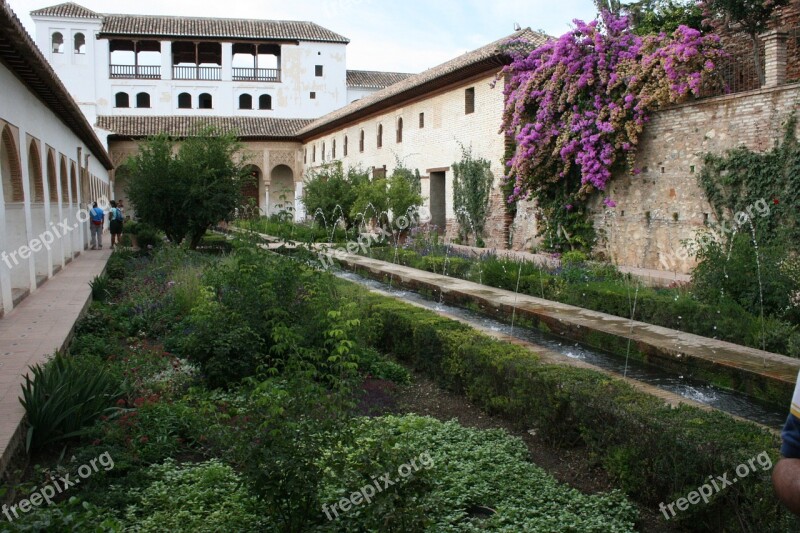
[{"left": 557, "top": 84, "right": 798, "bottom": 272}]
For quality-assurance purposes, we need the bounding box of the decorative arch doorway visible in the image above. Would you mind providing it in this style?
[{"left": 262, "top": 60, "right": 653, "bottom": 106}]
[
  {"left": 268, "top": 165, "right": 294, "bottom": 218},
  {"left": 241, "top": 165, "right": 262, "bottom": 216}
]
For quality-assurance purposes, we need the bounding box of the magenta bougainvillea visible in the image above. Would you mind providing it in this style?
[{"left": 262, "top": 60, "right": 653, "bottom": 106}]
[{"left": 501, "top": 13, "right": 725, "bottom": 205}]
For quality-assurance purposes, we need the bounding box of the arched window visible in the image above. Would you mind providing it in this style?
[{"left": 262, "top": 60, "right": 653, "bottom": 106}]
[
  {"left": 322, "top": 142, "right": 326, "bottom": 162},
  {"left": 359, "top": 130, "right": 364, "bottom": 152},
  {"left": 52, "top": 32, "right": 64, "bottom": 54},
  {"left": 178, "top": 92, "right": 191, "bottom": 109},
  {"left": 312, "top": 145, "right": 316, "bottom": 163},
  {"left": 332, "top": 139, "right": 336, "bottom": 159},
  {"left": 259, "top": 94, "right": 272, "bottom": 110},
  {"left": 115, "top": 92, "right": 129, "bottom": 108},
  {"left": 396, "top": 117, "right": 403, "bottom": 143},
  {"left": 74, "top": 33, "right": 86, "bottom": 54},
  {"left": 344, "top": 136, "right": 348, "bottom": 157},
  {"left": 60, "top": 157, "right": 69, "bottom": 204},
  {"left": 304, "top": 148, "right": 307, "bottom": 164},
  {"left": 1, "top": 126, "right": 24, "bottom": 202},
  {"left": 70, "top": 163, "right": 78, "bottom": 204},
  {"left": 377, "top": 124, "right": 383, "bottom": 149},
  {"left": 28, "top": 142, "right": 44, "bottom": 203},
  {"left": 239, "top": 94, "right": 253, "bottom": 110},
  {"left": 136, "top": 92, "right": 150, "bottom": 108},
  {"left": 46, "top": 151, "right": 57, "bottom": 203},
  {"left": 199, "top": 93, "right": 213, "bottom": 109}
]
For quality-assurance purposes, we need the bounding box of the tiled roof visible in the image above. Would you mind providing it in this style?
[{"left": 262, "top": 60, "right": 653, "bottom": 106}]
[
  {"left": 30, "top": 2, "right": 100, "bottom": 19},
  {"left": 347, "top": 70, "right": 414, "bottom": 89},
  {"left": 101, "top": 14, "right": 349, "bottom": 43},
  {"left": 300, "top": 28, "right": 548, "bottom": 138},
  {"left": 97, "top": 116, "right": 314, "bottom": 139},
  {"left": 31, "top": 3, "right": 349, "bottom": 43},
  {"left": 0, "top": 1, "right": 112, "bottom": 169}
]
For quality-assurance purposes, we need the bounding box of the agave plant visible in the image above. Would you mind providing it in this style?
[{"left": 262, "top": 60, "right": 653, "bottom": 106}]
[{"left": 20, "top": 354, "right": 123, "bottom": 452}]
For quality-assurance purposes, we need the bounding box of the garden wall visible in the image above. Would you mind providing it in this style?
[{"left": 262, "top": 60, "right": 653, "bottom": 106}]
[{"left": 507, "top": 82, "right": 800, "bottom": 273}]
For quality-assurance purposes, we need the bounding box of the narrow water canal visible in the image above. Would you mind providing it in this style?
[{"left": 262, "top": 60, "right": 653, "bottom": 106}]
[{"left": 337, "top": 271, "right": 788, "bottom": 429}]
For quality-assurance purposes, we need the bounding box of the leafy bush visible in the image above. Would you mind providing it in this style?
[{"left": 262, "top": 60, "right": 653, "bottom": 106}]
[
  {"left": 20, "top": 355, "right": 122, "bottom": 451},
  {"left": 2, "top": 496, "right": 122, "bottom": 532},
  {"left": 352, "top": 287, "right": 796, "bottom": 532},
  {"left": 302, "top": 164, "right": 370, "bottom": 229},
  {"left": 318, "top": 415, "right": 637, "bottom": 532},
  {"left": 121, "top": 459, "right": 267, "bottom": 532}
]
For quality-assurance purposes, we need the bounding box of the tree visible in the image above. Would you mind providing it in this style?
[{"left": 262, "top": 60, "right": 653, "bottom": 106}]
[
  {"left": 701, "top": 0, "right": 788, "bottom": 86},
  {"left": 302, "top": 163, "right": 369, "bottom": 229},
  {"left": 623, "top": 0, "right": 705, "bottom": 35},
  {"left": 452, "top": 146, "right": 493, "bottom": 246},
  {"left": 127, "top": 127, "right": 249, "bottom": 249},
  {"left": 386, "top": 164, "right": 423, "bottom": 228}
]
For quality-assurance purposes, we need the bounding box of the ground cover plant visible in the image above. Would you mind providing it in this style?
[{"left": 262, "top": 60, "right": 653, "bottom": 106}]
[{"left": 5, "top": 243, "right": 647, "bottom": 532}]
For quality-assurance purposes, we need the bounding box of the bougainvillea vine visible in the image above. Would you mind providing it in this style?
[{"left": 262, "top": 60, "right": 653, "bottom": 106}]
[{"left": 501, "top": 13, "right": 725, "bottom": 204}]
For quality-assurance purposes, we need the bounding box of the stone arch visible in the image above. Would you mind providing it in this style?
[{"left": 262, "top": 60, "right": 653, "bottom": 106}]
[
  {"left": 268, "top": 164, "right": 294, "bottom": 217},
  {"left": 1, "top": 125, "right": 23, "bottom": 202},
  {"left": 60, "top": 156, "right": 69, "bottom": 204},
  {"left": 70, "top": 162, "right": 78, "bottom": 204},
  {"left": 28, "top": 140, "right": 44, "bottom": 202},
  {"left": 241, "top": 165, "right": 261, "bottom": 214},
  {"left": 46, "top": 150, "right": 57, "bottom": 203}
]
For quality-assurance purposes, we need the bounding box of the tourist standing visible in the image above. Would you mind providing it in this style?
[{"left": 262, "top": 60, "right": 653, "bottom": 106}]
[
  {"left": 109, "top": 200, "right": 124, "bottom": 247},
  {"left": 89, "top": 201, "right": 105, "bottom": 249}
]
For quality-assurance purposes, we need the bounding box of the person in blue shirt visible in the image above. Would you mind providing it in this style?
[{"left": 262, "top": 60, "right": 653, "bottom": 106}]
[
  {"left": 774, "top": 372, "right": 800, "bottom": 515},
  {"left": 89, "top": 201, "right": 105, "bottom": 250}
]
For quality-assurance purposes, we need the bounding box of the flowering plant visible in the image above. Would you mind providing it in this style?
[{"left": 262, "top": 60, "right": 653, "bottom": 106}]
[{"left": 501, "top": 13, "right": 724, "bottom": 205}]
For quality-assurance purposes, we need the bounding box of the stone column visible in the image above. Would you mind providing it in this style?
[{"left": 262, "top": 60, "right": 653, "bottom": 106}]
[{"left": 760, "top": 30, "right": 788, "bottom": 88}]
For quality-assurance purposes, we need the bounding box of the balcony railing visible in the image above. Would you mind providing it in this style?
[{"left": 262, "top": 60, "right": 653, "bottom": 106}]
[
  {"left": 109, "top": 64, "right": 162, "bottom": 79},
  {"left": 232, "top": 67, "right": 281, "bottom": 82},
  {"left": 172, "top": 65, "right": 222, "bottom": 81}
]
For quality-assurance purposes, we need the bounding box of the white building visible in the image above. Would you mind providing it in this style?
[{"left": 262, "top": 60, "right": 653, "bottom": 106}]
[
  {"left": 29, "top": 2, "right": 413, "bottom": 218},
  {"left": 0, "top": 0, "right": 113, "bottom": 314}
]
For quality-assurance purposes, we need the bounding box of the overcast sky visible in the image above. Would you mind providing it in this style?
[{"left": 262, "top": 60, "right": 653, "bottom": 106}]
[{"left": 9, "top": 0, "right": 598, "bottom": 73}]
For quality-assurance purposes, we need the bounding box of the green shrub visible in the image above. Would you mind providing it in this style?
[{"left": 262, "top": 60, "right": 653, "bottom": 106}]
[
  {"left": 319, "top": 415, "right": 637, "bottom": 532},
  {"left": 135, "top": 224, "right": 161, "bottom": 250},
  {"left": 351, "top": 286, "right": 796, "bottom": 532},
  {"left": 121, "top": 459, "right": 267, "bottom": 532},
  {"left": 20, "top": 354, "right": 123, "bottom": 451},
  {"left": 2, "top": 496, "right": 122, "bottom": 532}
]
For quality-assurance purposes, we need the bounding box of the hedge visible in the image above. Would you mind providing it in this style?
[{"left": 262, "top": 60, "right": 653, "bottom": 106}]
[
  {"left": 347, "top": 289, "right": 796, "bottom": 532},
  {"left": 369, "top": 248, "right": 798, "bottom": 356}
]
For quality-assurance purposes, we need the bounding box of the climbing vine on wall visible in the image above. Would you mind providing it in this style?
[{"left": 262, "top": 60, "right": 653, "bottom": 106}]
[
  {"left": 500, "top": 12, "right": 724, "bottom": 252},
  {"left": 452, "top": 146, "right": 493, "bottom": 246}
]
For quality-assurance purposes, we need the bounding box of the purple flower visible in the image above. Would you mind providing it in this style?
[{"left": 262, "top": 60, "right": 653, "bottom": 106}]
[
  {"left": 603, "top": 197, "right": 617, "bottom": 208},
  {"left": 565, "top": 204, "right": 574, "bottom": 211}
]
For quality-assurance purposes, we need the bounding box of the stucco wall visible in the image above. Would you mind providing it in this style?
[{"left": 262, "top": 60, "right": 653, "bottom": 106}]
[
  {"left": 301, "top": 71, "right": 508, "bottom": 242},
  {"left": 0, "top": 62, "right": 111, "bottom": 312}
]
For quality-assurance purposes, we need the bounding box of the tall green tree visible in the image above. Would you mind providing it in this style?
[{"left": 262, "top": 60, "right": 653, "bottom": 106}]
[
  {"left": 452, "top": 146, "right": 493, "bottom": 246},
  {"left": 127, "top": 127, "right": 250, "bottom": 249}
]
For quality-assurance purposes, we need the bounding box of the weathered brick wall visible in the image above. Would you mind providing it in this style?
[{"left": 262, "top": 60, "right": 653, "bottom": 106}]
[{"left": 586, "top": 84, "right": 799, "bottom": 272}]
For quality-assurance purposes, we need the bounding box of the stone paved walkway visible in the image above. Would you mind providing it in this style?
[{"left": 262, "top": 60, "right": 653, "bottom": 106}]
[{"left": 0, "top": 248, "right": 110, "bottom": 477}]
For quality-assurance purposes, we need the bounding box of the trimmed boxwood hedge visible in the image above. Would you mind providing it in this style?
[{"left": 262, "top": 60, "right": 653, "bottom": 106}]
[{"left": 350, "top": 290, "right": 796, "bottom": 532}]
